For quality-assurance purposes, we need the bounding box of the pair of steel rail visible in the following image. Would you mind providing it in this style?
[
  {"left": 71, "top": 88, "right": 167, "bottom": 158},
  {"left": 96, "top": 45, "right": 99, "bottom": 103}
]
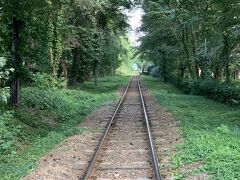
[{"left": 82, "top": 77, "right": 161, "bottom": 180}]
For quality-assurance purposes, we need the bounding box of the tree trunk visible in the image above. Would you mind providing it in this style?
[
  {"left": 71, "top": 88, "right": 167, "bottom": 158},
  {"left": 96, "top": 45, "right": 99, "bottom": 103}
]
[
  {"left": 113, "top": 58, "right": 116, "bottom": 76},
  {"left": 191, "top": 24, "right": 199, "bottom": 78},
  {"left": 50, "top": 47, "right": 55, "bottom": 74},
  {"left": 61, "top": 60, "right": 68, "bottom": 80},
  {"left": 10, "top": 15, "right": 20, "bottom": 106},
  {"left": 60, "top": 60, "right": 68, "bottom": 88},
  {"left": 93, "top": 60, "right": 98, "bottom": 86},
  {"left": 221, "top": 32, "right": 231, "bottom": 82},
  {"left": 214, "top": 65, "right": 222, "bottom": 80},
  {"left": 162, "top": 51, "right": 167, "bottom": 83},
  {"left": 181, "top": 29, "right": 193, "bottom": 78},
  {"left": 70, "top": 48, "right": 80, "bottom": 85},
  {"left": 178, "top": 63, "right": 185, "bottom": 83},
  {"left": 225, "top": 63, "right": 231, "bottom": 82},
  {"left": 234, "top": 69, "right": 240, "bottom": 80},
  {"left": 195, "top": 65, "right": 199, "bottom": 78},
  {"left": 180, "top": 68, "right": 185, "bottom": 79}
]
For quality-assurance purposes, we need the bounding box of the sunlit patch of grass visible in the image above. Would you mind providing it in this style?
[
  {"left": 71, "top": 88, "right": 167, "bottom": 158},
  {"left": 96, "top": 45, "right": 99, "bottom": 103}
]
[{"left": 142, "top": 76, "right": 240, "bottom": 180}]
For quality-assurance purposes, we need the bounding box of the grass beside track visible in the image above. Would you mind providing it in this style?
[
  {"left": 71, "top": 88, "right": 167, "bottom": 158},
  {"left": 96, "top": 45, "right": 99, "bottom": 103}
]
[
  {"left": 0, "top": 75, "right": 129, "bottom": 180},
  {"left": 141, "top": 76, "right": 240, "bottom": 180}
]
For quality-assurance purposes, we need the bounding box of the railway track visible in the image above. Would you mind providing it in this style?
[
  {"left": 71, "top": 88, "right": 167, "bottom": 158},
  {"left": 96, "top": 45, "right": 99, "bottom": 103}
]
[{"left": 82, "top": 76, "right": 161, "bottom": 180}]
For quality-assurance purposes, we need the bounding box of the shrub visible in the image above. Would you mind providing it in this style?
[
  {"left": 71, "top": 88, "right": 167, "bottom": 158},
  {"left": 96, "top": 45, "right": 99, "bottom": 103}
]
[
  {"left": 21, "top": 88, "right": 77, "bottom": 122},
  {"left": 182, "top": 79, "right": 240, "bottom": 104},
  {"left": 0, "top": 111, "right": 21, "bottom": 156},
  {"left": 31, "top": 73, "right": 63, "bottom": 89},
  {"left": 0, "top": 87, "right": 10, "bottom": 103},
  {"left": 0, "top": 57, "right": 14, "bottom": 103}
]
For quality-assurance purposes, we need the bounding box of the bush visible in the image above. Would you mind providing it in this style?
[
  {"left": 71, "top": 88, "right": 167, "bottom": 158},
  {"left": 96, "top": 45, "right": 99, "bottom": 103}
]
[
  {"left": 0, "top": 87, "right": 10, "bottom": 103},
  {"left": 0, "top": 57, "right": 14, "bottom": 103},
  {"left": 21, "top": 88, "right": 79, "bottom": 122},
  {"left": 182, "top": 79, "right": 240, "bottom": 104},
  {"left": 32, "top": 73, "right": 63, "bottom": 89},
  {"left": 0, "top": 111, "right": 21, "bottom": 156}
]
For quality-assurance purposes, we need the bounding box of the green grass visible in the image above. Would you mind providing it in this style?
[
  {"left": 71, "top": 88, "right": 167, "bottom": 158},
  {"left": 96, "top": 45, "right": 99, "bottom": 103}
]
[
  {"left": 0, "top": 75, "right": 129, "bottom": 180},
  {"left": 141, "top": 76, "right": 240, "bottom": 180}
]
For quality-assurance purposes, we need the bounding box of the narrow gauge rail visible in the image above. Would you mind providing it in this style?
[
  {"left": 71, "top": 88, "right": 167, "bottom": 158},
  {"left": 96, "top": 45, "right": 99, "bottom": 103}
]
[{"left": 82, "top": 77, "right": 161, "bottom": 180}]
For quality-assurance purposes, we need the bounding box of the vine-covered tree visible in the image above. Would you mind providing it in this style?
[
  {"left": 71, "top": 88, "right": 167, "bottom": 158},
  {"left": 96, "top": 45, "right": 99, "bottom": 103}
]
[
  {"left": 0, "top": 0, "right": 131, "bottom": 105},
  {"left": 139, "top": 0, "right": 240, "bottom": 83}
]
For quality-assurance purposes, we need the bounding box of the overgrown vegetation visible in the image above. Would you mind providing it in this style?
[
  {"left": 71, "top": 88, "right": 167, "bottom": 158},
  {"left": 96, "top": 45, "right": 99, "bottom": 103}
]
[
  {"left": 0, "top": 75, "right": 129, "bottom": 179},
  {"left": 0, "top": 0, "right": 135, "bottom": 178},
  {"left": 138, "top": 0, "right": 240, "bottom": 103},
  {"left": 0, "top": 0, "right": 135, "bottom": 106},
  {"left": 180, "top": 80, "right": 240, "bottom": 104},
  {"left": 142, "top": 76, "right": 240, "bottom": 180}
]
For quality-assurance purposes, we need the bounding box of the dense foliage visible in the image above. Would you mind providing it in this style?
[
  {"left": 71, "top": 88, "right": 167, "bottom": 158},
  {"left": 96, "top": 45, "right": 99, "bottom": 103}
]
[
  {"left": 139, "top": 0, "right": 240, "bottom": 103},
  {"left": 0, "top": 0, "right": 133, "bottom": 106},
  {"left": 0, "top": 0, "right": 133, "bottom": 177},
  {"left": 0, "top": 57, "right": 14, "bottom": 103},
  {"left": 0, "top": 75, "right": 129, "bottom": 179},
  {"left": 181, "top": 79, "right": 240, "bottom": 104}
]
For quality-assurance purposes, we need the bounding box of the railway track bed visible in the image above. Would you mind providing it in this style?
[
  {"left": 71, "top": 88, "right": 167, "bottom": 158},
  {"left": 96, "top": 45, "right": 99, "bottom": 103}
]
[
  {"left": 83, "top": 77, "right": 161, "bottom": 179},
  {"left": 23, "top": 76, "right": 183, "bottom": 180}
]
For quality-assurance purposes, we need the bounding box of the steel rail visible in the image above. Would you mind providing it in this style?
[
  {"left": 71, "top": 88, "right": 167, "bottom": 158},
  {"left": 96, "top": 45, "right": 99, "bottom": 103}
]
[
  {"left": 137, "top": 77, "right": 162, "bottom": 180},
  {"left": 82, "top": 78, "right": 133, "bottom": 180}
]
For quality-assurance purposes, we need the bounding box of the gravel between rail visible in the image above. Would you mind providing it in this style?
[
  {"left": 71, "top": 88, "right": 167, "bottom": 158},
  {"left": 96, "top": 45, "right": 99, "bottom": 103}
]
[{"left": 85, "top": 77, "right": 156, "bottom": 179}]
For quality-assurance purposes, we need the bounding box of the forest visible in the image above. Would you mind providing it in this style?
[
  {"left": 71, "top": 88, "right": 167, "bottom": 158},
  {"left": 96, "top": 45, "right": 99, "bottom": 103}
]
[
  {"left": 0, "top": 0, "right": 135, "bottom": 179},
  {"left": 0, "top": 0, "right": 135, "bottom": 106},
  {"left": 139, "top": 0, "right": 240, "bottom": 104},
  {"left": 0, "top": 0, "right": 240, "bottom": 179}
]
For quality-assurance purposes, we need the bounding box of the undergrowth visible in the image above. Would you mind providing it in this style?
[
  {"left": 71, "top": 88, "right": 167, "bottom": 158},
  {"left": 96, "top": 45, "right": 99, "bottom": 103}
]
[
  {"left": 142, "top": 76, "right": 240, "bottom": 180},
  {"left": 180, "top": 79, "right": 240, "bottom": 104},
  {"left": 0, "top": 75, "right": 129, "bottom": 180}
]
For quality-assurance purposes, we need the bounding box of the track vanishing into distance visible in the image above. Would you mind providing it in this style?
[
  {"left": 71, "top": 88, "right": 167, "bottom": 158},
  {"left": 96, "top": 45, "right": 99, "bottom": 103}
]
[{"left": 82, "top": 77, "right": 161, "bottom": 180}]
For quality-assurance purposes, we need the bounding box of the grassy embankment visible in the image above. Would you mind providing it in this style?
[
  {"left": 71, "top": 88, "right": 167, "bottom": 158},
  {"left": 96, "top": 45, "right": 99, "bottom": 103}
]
[
  {"left": 0, "top": 76, "right": 129, "bottom": 180},
  {"left": 142, "top": 76, "right": 240, "bottom": 180}
]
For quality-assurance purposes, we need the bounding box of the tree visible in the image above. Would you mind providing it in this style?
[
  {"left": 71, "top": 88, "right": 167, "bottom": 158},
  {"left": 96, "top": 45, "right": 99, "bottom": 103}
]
[
  {"left": 139, "top": 0, "right": 240, "bottom": 83},
  {"left": 0, "top": 0, "right": 130, "bottom": 105}
]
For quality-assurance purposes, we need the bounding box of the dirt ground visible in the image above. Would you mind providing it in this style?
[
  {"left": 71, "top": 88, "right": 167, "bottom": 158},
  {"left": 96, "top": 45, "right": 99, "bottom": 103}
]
[{"left": 21, "top": 102, "right": 117, "bottom": 180}]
